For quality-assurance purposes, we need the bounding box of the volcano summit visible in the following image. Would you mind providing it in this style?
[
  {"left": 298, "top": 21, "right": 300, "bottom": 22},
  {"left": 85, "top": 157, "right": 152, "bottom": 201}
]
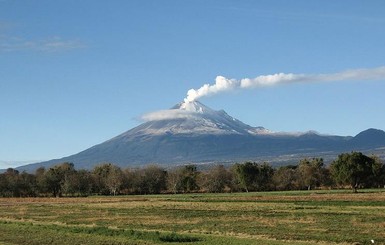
[
  {"left": 17, "top": 101, "right": 385, "bottom": 171},
  {"left": 139, "top": 101, "right": 269, "bottom": 136}
]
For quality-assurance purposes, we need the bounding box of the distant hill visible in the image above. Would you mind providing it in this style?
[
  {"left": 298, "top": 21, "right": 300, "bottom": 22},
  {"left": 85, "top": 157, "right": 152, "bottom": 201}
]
[
  {"left": 349, "top": 128, "right": 385, "bottom": 148},
  {"left": 14, "top": 101, "right": 385, "bottom": 172}
]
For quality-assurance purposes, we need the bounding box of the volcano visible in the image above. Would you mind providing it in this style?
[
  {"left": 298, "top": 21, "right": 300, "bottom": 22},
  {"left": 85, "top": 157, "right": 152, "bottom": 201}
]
[{"left": 17, "top": 101, "right": 385, "bottom": 171}]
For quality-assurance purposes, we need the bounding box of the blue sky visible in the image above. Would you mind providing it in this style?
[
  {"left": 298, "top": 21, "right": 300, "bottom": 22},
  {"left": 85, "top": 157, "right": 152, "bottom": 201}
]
[{"left": 1, "top": 0, "right": 385, "bottom": 168}]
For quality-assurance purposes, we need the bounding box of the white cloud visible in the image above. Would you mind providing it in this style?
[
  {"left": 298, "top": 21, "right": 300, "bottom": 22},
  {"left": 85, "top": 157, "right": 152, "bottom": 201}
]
[
  {"left": 0, "top": 35, "right": 85, "bottom": 53},
  {"left": 140, "top": 109, "right": 197, "bottom": 121}
]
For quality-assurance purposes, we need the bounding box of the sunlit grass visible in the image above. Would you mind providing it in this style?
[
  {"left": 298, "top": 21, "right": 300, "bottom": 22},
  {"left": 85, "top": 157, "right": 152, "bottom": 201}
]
[{"left": 0, "top": 189, "right": 384, "bottom": 244}]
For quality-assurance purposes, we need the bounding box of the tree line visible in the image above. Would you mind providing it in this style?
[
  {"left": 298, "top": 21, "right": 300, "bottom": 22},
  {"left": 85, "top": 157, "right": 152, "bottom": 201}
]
[{"left": 1, "top": 151, "right": 384, "bottom": 197}]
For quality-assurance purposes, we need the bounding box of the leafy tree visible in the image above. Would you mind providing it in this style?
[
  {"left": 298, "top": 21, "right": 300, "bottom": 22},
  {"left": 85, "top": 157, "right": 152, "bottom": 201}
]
[
  {"left": 0, "top": 169, "right": 20, "bottom": 197},
  {"left": 105, "top": 165, "right": 123, "bottom": 196},
  {"left": 179, "top": 165, "right": 199, "bottom": 193},
  {"left": 233, "top": 162, "right": 258, "bottom": 192},
  {"left": 167, "top": 165, "right": 199, "bottom": 193},
  {"left": 227, "top": 166, "right": 241, "bottom": 192},
  {"left": 367, "top": 155, "right": 385, "bottom": 188},
  {"left": 202, "top": 165, "right": 231, "bottom": 193},
  {"left": 142, "top": 165, "right": 167, "bottom": 194},
  {"left": 3, "top": 168, "right": 21, "bottom": 197},
  {"left": 330, "top": 152, "right": 375, "bottom": 192},
  {"left": 18, "top": 171, "right": 37, "bottom": 197},
  {"left": 233, "top": 162, "right": 274, "bottom": 192},
  {"left": 35, "top": 167, "right": 47, "bottom": 195},
  {"left": 92, "top": 163, "right": 112, "bottom": 195},
  {"left": 43, "top": 167, "right": 63, "bottom": 197},
  {"left": 43, "top": 162, "right": 75, "bottom": 197},
  {"left": 62, "top": 170, "right": 79, "bottom": 196},
  {"left": 255, "top": 163, "right": 274, "bottom": 191},
  {"left": 298, "top": 158, "right": 326, "bottom": 190},
  {"left": 60, "top": 169, "right": 92, "bottom": 197},
  {"left": 273, "top": 165, "right": 300, "bottom": 191},
  {"left": 131, "top": 165, "right": 167, "bottom": 194},
  {"left": 121, "top": 168, "right": 134, "bottom": 194},
  {"left": 0, "top": 173, "right": 6, "bottom": 196},
  {"left": 0, "top": 169, "right": 37, "bottom": 197},
  {"left": 75, "top": 169, "right": 93, "bottom": 196},
  {"left": 167, "top": 167, "right": 183, "bottom": 194},
  {"left": 92, "top": 163, "right": 123, "bottom": 195},
  {"left": 130, "top": 168, "right": 145, "bottom": 194}
]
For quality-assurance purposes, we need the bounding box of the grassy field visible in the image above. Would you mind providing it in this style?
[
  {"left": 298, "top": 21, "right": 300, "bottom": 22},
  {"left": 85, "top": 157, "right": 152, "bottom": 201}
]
[{"left": 0, "top": 190, "right": 385, "bottom": 245}]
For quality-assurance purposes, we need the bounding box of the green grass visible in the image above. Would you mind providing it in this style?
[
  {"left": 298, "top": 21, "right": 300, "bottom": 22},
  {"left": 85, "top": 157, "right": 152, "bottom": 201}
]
[
  {"left": 0, "top": 220, "right": 205, "bottom": 245},
  {"left": 1, "top": 189, "right": 385, "bottom": 244}
]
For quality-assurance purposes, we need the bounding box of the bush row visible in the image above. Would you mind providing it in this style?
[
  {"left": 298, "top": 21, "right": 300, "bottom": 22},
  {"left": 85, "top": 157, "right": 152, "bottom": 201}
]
[{"left": 1, "top": 151, "right": 384, "bottom": 197}]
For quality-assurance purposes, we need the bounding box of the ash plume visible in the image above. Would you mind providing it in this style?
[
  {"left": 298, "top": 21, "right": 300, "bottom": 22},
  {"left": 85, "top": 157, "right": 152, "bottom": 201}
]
[{"left": 184, "top": 66, "right": 385, "bottom": 102}]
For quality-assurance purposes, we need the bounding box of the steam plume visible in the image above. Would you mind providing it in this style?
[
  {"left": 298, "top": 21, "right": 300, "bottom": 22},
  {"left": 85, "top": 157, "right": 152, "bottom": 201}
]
[{"left": 184, "top": 66, "right": 385, "bottom": 102}]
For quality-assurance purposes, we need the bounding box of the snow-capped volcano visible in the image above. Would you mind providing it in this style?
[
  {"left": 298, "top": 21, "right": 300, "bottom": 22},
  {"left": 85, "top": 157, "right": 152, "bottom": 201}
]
[
  {"left": 15, "top": 101, "right": 385, "bottom": 171},
  {"left": 137, "top": 100, "right": 269, "bottom": 136}
]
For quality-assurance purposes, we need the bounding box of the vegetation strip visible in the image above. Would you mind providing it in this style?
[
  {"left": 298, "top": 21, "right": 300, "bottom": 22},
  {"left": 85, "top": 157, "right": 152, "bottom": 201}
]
[{"left": 1, "top": 151, "right": 384, "bottom": 197}]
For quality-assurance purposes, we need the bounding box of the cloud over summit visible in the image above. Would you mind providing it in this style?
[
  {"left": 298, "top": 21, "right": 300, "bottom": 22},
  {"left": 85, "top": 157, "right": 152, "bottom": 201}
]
[{"left": 141, "top": 109, "right": 196, "bottom": 122}]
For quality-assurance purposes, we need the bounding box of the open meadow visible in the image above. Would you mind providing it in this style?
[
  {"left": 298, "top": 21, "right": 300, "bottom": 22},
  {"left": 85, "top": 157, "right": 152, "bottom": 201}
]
[{"left": 0, "top": 190, "right": 385, "bottom": 245}]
